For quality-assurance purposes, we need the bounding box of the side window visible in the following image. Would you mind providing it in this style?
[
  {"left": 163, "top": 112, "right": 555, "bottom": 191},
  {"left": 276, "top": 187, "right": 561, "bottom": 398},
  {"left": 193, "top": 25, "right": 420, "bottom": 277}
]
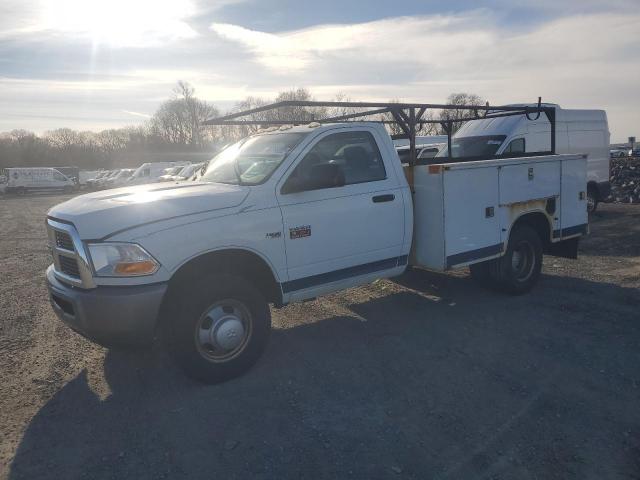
[
  {"left": 53, "top": 172, "right": 66, "bottom": 181},
  {"left": 504, "top": 138, "right": 525, "bottom": 154},
  {"left": 143, "top": 168, "right": 150, "bottom": 177},
  {"left": 290, "top": 131, "right": 386, "bottom": 190},
  {"left": 418, "top": 147, "right": 440, "bottom": 159}
]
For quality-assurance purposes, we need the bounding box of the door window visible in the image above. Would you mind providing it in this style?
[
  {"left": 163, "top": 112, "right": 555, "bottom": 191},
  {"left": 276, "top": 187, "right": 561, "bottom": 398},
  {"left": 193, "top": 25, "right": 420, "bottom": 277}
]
[{"left": 289, "top": 131, "right": 386, "bottom": 190}]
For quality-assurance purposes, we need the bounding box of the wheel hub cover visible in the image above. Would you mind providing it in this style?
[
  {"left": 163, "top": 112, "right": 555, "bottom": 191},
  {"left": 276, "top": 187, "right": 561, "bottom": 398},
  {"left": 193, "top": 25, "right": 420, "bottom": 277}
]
[{"left": 213, "top": 317, "right": 245, "bottom": 350}]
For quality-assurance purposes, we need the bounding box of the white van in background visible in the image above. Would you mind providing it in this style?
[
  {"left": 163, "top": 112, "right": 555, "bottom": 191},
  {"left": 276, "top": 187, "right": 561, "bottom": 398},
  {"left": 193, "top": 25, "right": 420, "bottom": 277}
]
[
  {"left": 437, "top": 105, "right": 610, "bottom": 212},
  {"left": 396, "top": 143, "right": 446, "bottom": 164},
  {"left": 100, "top": 168, "right": 135, "bottom": 189},
  {"left": 158, "top": 163, "right": 206, "bottom": 182},
  {"left": 393, "top": 135, "right": 448, "bottom": 148},
  {"left": 4, "top": 168, "right": 76, "bottom": 194},
  {"left": 128, "top": 162, "right": 190, "bottom": 185}
]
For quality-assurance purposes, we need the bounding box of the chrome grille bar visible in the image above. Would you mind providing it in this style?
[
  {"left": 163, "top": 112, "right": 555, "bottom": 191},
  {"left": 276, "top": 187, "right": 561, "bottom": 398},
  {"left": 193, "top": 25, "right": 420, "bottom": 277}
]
[{"left": 46, "top": 219, "right": 96, "bottom": 289}]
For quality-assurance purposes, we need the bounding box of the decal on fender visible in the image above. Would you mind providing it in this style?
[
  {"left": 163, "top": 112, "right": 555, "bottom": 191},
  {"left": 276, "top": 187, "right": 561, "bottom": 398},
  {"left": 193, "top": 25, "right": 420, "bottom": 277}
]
[{"left": 289, "top": 225, "right": 311, "bottom": 239}]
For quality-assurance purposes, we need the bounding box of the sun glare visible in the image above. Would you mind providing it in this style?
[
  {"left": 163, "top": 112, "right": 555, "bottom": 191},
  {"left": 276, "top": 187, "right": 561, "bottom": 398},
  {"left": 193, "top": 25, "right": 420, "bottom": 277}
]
[{"left": 41, "top": 0, "right": 196, "bottom": 47}]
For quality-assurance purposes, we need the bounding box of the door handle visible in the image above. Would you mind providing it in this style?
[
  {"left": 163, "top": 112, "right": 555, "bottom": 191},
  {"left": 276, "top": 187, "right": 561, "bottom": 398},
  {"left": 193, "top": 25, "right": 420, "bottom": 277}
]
[{"left": 372, "top": 194, "right": 395, "bottom": 203}]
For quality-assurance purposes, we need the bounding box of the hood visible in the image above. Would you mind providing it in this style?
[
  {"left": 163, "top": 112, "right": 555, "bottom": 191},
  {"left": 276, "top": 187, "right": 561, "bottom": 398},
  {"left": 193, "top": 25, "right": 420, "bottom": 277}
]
[{"left": 48, "top": 182, "right": 249, "bottom": 239}]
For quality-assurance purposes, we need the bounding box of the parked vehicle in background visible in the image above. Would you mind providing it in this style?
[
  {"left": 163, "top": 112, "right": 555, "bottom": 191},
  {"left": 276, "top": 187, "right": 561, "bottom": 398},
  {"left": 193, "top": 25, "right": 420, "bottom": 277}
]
[
  {"left": 628, "top": 148, "right": 640, "bottom": 157},
  {"left": 396, "top": 143, "right": 445, "bottom": 164},
  {"left": 128, "top": 162, "right": 190, "bottom": 185},
  {"left": 93, "top": 170, "right": 121, "bottom": 189},
  {"left": 393, "top": 135, "right": 448, "bottom": 148},
  {"left": 4, "top": 167, "right": 76, "bottom": 194},
  {"left": 610, "top": 148, "right": 627, "bottom": 158},
  {"left": 0, "top": 174, "right": 7, "bottom": 194},
  {"left": 437, "top": 104, "right": 610, "bottom": 213},
  {"left": 46, "top": 117, "right": 588, "bottom": 384},
  {"left": 101, "top": 169, "right": 135, "bottom": 189},
  {"left": 172, "top": 163, "right": 205, "bottom": 181},
  {"left": 78, "top": 170, "right": 102, "bottom": 186},
  {"left": 85, "top": 171, "right": 112, "bottom": 189},
  {"left": 158, "top": 166, "right": 187, "bottom": 182},
  {"left": 51, "top": 166, "right": 80, "bottom": 184}
]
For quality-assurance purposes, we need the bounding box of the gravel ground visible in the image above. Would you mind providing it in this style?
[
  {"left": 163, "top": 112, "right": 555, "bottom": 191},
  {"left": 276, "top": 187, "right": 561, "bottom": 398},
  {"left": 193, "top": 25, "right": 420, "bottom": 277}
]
[{"left": 0, "top": 193, "right": 639, "bottom": 480}]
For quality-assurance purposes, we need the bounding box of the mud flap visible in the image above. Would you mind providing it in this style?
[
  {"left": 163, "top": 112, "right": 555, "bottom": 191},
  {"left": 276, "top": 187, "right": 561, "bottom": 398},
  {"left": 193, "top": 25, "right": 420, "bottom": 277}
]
[{"left": 546, "top": 237, "right": 579, "bottom": 259}]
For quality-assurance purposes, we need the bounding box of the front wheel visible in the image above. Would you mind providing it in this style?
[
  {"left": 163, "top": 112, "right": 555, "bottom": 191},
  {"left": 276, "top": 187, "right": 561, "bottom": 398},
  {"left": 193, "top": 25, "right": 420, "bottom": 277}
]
[{"left": 165, "top": 274, "right": 271, "bottom": 384}]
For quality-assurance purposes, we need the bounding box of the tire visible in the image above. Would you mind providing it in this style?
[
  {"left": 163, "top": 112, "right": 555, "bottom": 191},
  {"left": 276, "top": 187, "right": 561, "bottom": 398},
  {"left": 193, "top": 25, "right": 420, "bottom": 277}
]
[
  {"left": 165, "top": 274, "right": 271, "bottom": 384},
  {"left": 587, "top": 185, "right": 598, "bottom": 214},
  {"left": 493, "top": 225, "right": 543, "bottom": 295}
]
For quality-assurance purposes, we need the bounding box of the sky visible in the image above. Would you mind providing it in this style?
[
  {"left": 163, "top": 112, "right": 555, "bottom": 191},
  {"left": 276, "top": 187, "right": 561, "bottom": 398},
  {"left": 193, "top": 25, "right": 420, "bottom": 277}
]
[{"left": 0, "top": 0, "right": 638, "bottom": 142}]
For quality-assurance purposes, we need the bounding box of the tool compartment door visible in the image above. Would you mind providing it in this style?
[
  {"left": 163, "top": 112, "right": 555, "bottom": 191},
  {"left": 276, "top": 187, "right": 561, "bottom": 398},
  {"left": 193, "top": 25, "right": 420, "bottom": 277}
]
[
  {"left": 499, "top": 161, "right": 561, "bottom": 205},
  {"left": 443, "top": 166, "right": 501, "bottom": 268},
  {"left": 560, "top": 156, "right": 588, "bottom": 237}
]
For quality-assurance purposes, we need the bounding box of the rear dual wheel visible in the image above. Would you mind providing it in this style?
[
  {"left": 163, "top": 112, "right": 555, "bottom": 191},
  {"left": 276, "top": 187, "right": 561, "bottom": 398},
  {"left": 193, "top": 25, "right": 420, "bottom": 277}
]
[{"left": 470, "top": 225, "right": 542, "bottom": 295}]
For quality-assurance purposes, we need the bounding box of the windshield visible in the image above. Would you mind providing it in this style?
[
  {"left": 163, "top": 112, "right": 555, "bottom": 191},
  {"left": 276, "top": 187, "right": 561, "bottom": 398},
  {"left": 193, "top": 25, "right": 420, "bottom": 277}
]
[
  {"left": 202, "top": 132, "right": 308, "bottom": 185},
  {"left": 436, "top": 135, "right": 507, "bottom": 160},
  {"left": 163, "top": 166, "right": 182, "bottom": 175}
]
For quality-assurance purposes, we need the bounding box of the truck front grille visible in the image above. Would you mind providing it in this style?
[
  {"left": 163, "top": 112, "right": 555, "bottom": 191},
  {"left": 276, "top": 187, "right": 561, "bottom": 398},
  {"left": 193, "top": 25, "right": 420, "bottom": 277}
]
[
  {"left": 59, "top": 256, "right": 80, "bottom": 277},
  {"left": 55, "top": 231, "right": 74, "bottom": 251},
  {"left": 46, "top": 219, "right": 95, "bottom": 289}
]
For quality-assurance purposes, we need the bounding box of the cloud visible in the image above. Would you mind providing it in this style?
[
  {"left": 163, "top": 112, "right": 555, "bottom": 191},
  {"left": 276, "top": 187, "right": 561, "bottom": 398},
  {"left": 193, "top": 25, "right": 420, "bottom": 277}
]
[
  {"left": 210, "top": 11, "right": 640, "bottom": 141},
  {"left": 122, "top": 110, "right": 152, "bottom": 119},
  {"left": 211, "top": 13, "right": 497, "bottom": 71},
  {"left": 0, "top": 3, "right": 638, "bottom": 141},
  {"left": 2, "top": 0, "right": 198, "bottom": 47}
]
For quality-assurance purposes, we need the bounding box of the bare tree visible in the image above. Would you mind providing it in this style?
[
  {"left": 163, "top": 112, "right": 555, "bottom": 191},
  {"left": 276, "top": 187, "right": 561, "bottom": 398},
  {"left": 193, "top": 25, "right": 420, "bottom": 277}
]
[
  {"left": 46, "top": 128, "right": 81, "bottom": 151},
  {"left": 438, "top": 92, "right": 485, "bottom": 134},
  {"left": 380, "top": 99, "right": 406, "bottom": 137},
  {"left": 272, "top": 88, "right": 317, "bottom": 122},
  {"left": 151, "top": 81, "right": 219, "bottom": 148}
]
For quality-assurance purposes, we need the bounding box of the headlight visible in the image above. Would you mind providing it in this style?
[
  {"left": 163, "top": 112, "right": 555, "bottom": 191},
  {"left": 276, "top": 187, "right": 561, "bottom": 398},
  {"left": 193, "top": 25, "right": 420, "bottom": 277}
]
[{"left": 87, "top": 243, "right": 159, "bottom": 277}]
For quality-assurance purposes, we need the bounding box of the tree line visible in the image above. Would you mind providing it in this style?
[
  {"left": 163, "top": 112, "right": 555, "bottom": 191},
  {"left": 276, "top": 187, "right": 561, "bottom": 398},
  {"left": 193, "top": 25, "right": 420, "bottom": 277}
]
[{"left": 0, "top": 83, "right": 484, "bottom": 171}]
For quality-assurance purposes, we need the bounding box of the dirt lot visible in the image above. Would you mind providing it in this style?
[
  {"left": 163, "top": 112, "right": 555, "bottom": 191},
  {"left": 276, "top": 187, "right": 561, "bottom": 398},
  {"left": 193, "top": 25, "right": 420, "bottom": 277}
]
[{"left": 1, "top": 193, "right": 639, "bottom": 480}]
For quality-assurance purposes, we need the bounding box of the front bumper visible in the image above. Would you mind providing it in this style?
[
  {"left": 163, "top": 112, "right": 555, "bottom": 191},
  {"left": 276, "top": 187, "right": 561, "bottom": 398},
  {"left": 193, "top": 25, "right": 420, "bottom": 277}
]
[{"left": 46, "top": 265, "right": 167, "bottom": 347}]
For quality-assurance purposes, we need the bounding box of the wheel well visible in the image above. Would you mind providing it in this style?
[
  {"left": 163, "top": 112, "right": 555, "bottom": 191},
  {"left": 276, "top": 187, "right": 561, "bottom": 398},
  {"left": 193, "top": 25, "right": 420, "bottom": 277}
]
[
  {"left": 167, "top": 249, "right": 282, "bottom": 306},
  {"left": 511, "top": 212, "right": 552, "bottom": 250}
]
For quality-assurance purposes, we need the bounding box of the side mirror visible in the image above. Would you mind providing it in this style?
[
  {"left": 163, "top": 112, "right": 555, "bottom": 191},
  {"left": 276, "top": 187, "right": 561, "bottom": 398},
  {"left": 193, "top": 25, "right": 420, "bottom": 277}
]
[{"left": 282, "top": 163, "right": 345, "bottom": 194}]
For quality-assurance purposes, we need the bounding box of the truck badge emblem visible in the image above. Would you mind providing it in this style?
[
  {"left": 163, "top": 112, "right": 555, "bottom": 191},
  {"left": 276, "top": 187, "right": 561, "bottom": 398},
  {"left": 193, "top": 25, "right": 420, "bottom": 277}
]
[{"left": 265, "top": 231, "right": 282, "bottom": 239}]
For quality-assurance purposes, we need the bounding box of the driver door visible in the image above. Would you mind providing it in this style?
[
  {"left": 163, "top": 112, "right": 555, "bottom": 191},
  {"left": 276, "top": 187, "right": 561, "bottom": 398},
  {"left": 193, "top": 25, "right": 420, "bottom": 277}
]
[{"left": 276, "top": 127, "right": 405, "bottom": 299}]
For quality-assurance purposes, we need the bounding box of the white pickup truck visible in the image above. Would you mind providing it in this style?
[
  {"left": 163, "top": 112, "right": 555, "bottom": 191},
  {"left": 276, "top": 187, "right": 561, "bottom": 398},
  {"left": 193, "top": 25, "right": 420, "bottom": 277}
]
[{"left": 46, "top": 121, "right": 588, "bottom": 383}]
